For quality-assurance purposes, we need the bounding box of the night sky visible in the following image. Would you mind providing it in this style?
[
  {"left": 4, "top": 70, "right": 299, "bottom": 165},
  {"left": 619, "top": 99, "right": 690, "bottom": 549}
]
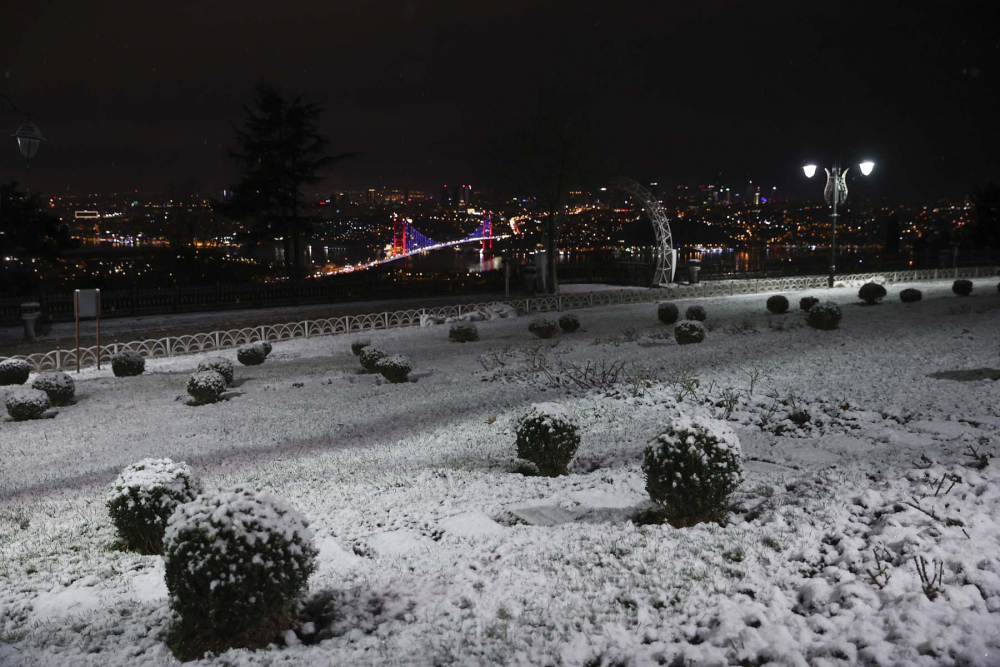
[{"left": 2, "top": 0, "right": 997, "bottom": 201}]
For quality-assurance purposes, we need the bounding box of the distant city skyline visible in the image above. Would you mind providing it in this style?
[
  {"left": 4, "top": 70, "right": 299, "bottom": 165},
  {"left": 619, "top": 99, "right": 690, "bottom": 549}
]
[{"left": 2, "top": 1, "right": 997, "bottom": 201}]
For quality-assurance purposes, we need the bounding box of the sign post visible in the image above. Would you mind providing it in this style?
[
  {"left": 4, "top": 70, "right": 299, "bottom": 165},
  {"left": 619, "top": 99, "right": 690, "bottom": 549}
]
[{"left": 74, "top": 289, "right": 101, "bottom": 373}]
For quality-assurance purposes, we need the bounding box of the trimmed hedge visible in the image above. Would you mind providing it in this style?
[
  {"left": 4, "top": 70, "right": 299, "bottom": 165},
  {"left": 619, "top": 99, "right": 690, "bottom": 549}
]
[
  {"left": 766, "top": 295, "right": 789, "bottom": 314},
  {"left": 449, "top": 322, "right": 479, "bottom": 343},
  {"left": 187, "top": 370, "right": 228, "bottom": 405},
  {"left": 643, "top": 416, "right": 742, "bottom": 522},
  {"left": 197, "top": 358, "right": 235, "bottom": 386},
  {"left": 799, "top": 296, "right": 819, "bottom": 311},
  {"left": 515, "top": 405, "right": 580, "bottom": 476},
  {"left": 0, "top": 358, "right": 31, "bottom": 386},
  {"left": 806, "top": 302, "right": 842, "bottom": 330},
  {"left": 164, "top": 488, "right": 317, "bottom": 660},
  {"left": 237, "top": 343, "right": 267, "bottom": 366},
  {"left": 674, "top": 320, "right": 706, "bottom": 345},
  {"left": 5, "top": 388, "right": 50, "bottom": 421},
  {"left": 528, "top": 318, "right": 560, "bottom": 339},
  {"left": 31, "top": 371, "right": 75, "bottom": 406},
  {"left": 858, "top": 282, "right": 887, "bottom": 305},
  {"left": 558, "top": 313, "right": 581, "bottom": 333},
  {"left": 111, "top": 350, "right": 145, "bottom": 377},
  {"left": 900, "top": 288, "right": 922, "bottom": 303},
  {"left": 107, "top": 458, "right": 202, "bottom": 554},
  {"left": 657, "top": 302, "right": 679, "bottom": 325},
  {"left": 953, "top": 279, "right": 973, "bottom": 296},
  {"left": 685, "top": 305, "right": 707, "bottom": 322}
]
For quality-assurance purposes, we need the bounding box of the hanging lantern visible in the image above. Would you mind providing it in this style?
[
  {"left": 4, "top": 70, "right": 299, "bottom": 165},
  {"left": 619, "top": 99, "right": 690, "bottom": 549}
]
[{"left": 13, "top": 121, "right": 46, "bottom": 161}]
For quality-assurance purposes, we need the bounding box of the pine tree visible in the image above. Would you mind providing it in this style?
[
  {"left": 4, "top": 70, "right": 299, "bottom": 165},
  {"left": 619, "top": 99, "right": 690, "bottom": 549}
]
[{"left": 224, "top": 83, "right": 354, "bottom": 283}]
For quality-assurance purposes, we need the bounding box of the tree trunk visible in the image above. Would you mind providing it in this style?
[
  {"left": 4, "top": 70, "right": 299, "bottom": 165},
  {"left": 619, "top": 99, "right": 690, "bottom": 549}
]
[{"left": 545, "top": 212, "right": 559, "bottom": 294}]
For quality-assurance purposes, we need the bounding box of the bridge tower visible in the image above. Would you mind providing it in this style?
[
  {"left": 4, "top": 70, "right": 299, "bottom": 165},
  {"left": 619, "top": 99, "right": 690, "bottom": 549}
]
[{"left": 392, "top": 216, "right": 408, "bottom": 256}]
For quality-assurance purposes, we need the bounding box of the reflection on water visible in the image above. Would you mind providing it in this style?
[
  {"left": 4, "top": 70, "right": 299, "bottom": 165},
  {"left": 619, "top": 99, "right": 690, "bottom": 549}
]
[{"left": 312, "top": 244, "right": 893, "bottom": 277}]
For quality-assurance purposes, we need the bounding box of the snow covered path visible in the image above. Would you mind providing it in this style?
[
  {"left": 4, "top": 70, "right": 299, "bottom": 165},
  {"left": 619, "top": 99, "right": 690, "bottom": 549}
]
[{"left": 1, "top": 278, "right": 999, "bottom": 666}]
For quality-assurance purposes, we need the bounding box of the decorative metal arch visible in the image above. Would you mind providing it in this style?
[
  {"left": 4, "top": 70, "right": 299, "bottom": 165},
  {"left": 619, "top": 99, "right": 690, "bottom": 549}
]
[{"left": 618, "top": 178, "right": 676, "bottom": 285}]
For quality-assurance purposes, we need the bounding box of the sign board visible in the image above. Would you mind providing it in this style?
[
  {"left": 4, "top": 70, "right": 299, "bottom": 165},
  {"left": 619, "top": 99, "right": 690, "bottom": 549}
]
[
  {"left": 76, "top": 289, "right": 100, "bottom": 319},
  {"left": 74, "top": 289, "right": 102, "bottom": 373}
]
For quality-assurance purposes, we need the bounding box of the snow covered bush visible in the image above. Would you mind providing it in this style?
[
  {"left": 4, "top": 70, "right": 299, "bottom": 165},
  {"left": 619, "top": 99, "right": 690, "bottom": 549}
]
[
  {"left": 359, "top": 346, "right": 387, "bottom": 372},
  {"left": 799, "top": 296, "right": 819, "bottom": 311},
  {"left": 186, "top": 370, "right": 228, "bottom": 405},
  {"left": 558, "top": 313, "right": 580, "bottom": 333},
  {"left": 953, "top": 279, "right": 973, "bottom": 296},
  {"left": 766, "top": 295, "right": 789, "bottom": 314},
  {"left": 900, "top": 288, "right": 923, "bottom": 303},
  {"left": 449, "top": 322, "right": 479, "bottom": 343},
  {"left": 657, "top": 302, "right": 679, "bottom": 325},
  {"left": 31, "top": 371, "right": 75, "bottom": 406},
  {"left": 111, "top": 350, "right": 145, "bottom": 377},
  {"left": 685, "top": 305, "right": 707, "bottom": 321},
  {"left": 106, "top": 458, "right": 202, "bottom": 554},
  {"left": 198, "top": 357, "right": 235, "bottom": 385},
  {"left": 528, "top": 318, "right": 560, "bottom": 339},
  {"left": 350, "top": 339, "right": 371, "bottom": 356},
  {"left": 642, "top": 416, "right": 742, "bottom": 523},
  {"left": 806, "top": 301, "right": 842, "bottom": 330},
  {"left": 236, "top": 342, "right": 267, "bottom": 366},
  {"left": 674, "top": 320, "right": 706, "bottom": 345},
  {"left": 515, "top": 404, "right": 581, "bottom": 476},
  {"left": 163, "top": 488, "right": 317, "bottom": 660},
  {"left": 0, "top": 358, "right": 30, "bottom": 386},
  {"left": 5, "top": 388, "right": 50, "bottom": 421},
  {"left": 859, "top": 282, "right": 887, "bottom": 305},
  {"left": 261, "top": 341, "right": 273, "bottom": 357},
  {"left": 376, "top": 354, "right": 411, "bottom": 383}
]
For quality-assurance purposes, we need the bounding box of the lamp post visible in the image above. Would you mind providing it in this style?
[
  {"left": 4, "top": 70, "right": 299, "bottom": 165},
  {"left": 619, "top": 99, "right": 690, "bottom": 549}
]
[
  {"left": 1, "top": 94, "right": 45, "bottom": 165},
  {"left": 803, "top": 159, "right": 875, "bottom": 287}
]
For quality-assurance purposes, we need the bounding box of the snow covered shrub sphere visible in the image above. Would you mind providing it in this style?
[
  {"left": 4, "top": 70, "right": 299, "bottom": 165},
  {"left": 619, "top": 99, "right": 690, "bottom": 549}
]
[
  {"left": 657, "top": 302, "right": 679, "bottom": 325},
  {"left": 5, "top": 388, "right": 50, "bottom": 421},
  {"left": 528, "top": 318, "right": 560, "bottom": 339},
  {"left": 0, "top": 358, "right": 30, "bottom": 386},
  {"left": 31, "top": 371, "right": 75, "bottom": 406},
  {"left": 642, "top": 415, "right": 742, "bottom": 522},
  {"left": 376, "top": 354, "right": 411, "bottom": 383},
  {"left": 858, "top": 282, "right": 887, "bottom": 305},
  {"left": 107, "top": 458, "right": 201, "bottom": 554},
  {"left": 685, "top": 305, "right": 707, "bottom": 321},
  {"left": 799, "top": 296, "right": 819, "bottom": 311},
  {"left": 236, "top": 342, "right": 267, "bottom": 366},
  {"left": 350, "top": 339, "right": 371, "bottom": 356},
  {"left": 953, "top": 279, "right": 973, "bottom": 296},
  {"left": 449, "top": 322, "right": 479, "bottom": 343},
  {"left": 111, "top": 350, "right": 145, "bottom": 377},
  {"left": 515, "top": 404, "right": 581, "bottom": 476},
  {"left": 197, "top": 357, "right": 235, "bottom": 385},
  {"left": 806, "top": 301, "right": 842, "bottom": 330},
  {"left": 261, "top": 341, "right": 273, "bottom": 357},
  {"left": 359, "top": 346, "right": 387, "bottom": 372},
  {"left": 187, "top": 370, "right": 227, "bottom": 405},
  {"left": 163, "top": 488, "right": 317, "bottom": 659},
  {"left": 900, "top": 288, "right": 923, "bottom": 303},
  {"left": 766, "top": 295, "right": 789, "bottom": 314},
  {"left": 558, "top": 313, "right": 581, "bottom": 333},
  {"left": 674, "top": 320, "right": 706, "bottom": 345}
]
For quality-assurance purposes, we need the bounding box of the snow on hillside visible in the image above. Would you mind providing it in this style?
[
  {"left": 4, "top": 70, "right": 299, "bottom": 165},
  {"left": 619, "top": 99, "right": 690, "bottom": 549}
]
[{"left": 1, "top": 278, "right": 998, "bottom": 666}]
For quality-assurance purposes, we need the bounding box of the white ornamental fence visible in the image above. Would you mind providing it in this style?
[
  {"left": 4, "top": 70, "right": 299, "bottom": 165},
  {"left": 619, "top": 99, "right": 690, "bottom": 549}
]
[{"left": 3, "top": 266, "right": 996, "bottom": 373}]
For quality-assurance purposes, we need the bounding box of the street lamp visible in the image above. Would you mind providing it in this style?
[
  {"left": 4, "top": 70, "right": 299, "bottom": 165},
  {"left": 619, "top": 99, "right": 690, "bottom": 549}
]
[
  {"left": 803, "top": 159, "right": 875, "bottom": 287},
  {"left": 1, "top": 94, "right": 45, "bottom": 165}
]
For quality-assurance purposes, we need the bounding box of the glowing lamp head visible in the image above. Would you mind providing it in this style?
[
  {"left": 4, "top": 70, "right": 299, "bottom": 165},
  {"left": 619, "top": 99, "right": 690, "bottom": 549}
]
[
  {"left": 802, "top": 164, "right": 817, "bottom": 179},
  {"left": 859, "top": 161, "right": 875, "bottom": 176}
]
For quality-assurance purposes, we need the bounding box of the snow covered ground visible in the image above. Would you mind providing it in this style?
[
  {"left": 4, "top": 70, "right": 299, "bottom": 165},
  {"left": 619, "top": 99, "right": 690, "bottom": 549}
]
[{"left": 1, "top": 278, "right": 999, "bottom": 666}]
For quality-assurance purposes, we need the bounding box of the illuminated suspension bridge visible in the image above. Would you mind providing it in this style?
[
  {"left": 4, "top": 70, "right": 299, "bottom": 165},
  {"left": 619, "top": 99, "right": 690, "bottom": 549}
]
[{"left": 330, "top": 214, "right": 499, "bottom": 274}]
